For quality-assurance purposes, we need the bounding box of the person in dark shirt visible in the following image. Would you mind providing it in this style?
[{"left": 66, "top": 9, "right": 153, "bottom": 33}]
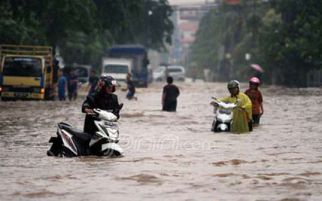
[
  {"left": 162, "top": 76, "right": 180, "bottom": 112},
  {"left": 82, "top": 75, "right": 122, "bottom": 135},
  {"left": 126, "top": 73, "right": 137, "bottom": 100},
  {"left": 67, "top": 69, "right": 78, "bottom": 101},
  {"left": 87, "top": 69, "right": 99, "bottom": 95},
  {"left": 52, "top": 59, "right": 60, "bottom": 84}
]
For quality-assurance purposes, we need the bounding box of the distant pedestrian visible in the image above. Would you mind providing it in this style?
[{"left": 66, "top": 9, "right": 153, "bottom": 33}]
[
  {"left": 126, "top": 73, "right": 137, "bottom": 100},
  {"left": 245, "top": 77, "right": 264, "bottom": 126},
  {"left": 162, "top": 76, "right": 180, "bottom": 112},
  {"left": 53, "top": 59, "right": 60, "bottom": 84},
  {"left": 57, "top": 69, "right": 67, "bottom": 101},
  {"left": 192, "top": 68, "right": 197, "bottom": 82},
  {"left": 67, "top": 69, "right": 78, "bottom": 101},
  {"left": 87, "top": 69, "right": 99, "bottom": 95}
]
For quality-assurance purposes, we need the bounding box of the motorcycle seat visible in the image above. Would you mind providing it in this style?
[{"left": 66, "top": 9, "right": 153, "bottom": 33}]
[{"left": 60, "top": 124, "right": 92, "bottom": 142}]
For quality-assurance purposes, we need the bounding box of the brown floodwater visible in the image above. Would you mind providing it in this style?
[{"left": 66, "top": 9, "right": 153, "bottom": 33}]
[{"left": 1, "top": 81, "right": 322, "bottom": 201}]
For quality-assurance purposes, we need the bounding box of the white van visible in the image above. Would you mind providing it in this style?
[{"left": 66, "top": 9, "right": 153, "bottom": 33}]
[
  {"left": 153, "top": 66, "right": 166, "bottom": 81},
  {"left": 167, "top": 65, "right": 185, "bottom": 81},
  {"left": 153, "top": 65, "right": 186, "bottom": 82},
  {"left": 101, "top": 57, "right": 132, "bottom": 86}
]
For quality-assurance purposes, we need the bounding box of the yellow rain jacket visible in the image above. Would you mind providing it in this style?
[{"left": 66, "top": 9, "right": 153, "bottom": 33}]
[{"left": 219, "top": 92, "right": 252, "bottom": 134}]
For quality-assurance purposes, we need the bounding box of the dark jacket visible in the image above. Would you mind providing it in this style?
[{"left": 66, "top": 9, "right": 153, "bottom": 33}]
[{"left": 82, "top": 91, "right": 121, "bottom": 135}]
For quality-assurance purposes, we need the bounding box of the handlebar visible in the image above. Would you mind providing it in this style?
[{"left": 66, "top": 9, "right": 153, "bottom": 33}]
[{"left": 210, "top": 98, "right": 236, "bottom": 109}]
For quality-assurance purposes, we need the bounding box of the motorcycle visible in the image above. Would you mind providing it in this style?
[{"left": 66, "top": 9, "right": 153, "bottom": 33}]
[
  {"left": 211, "top": 98, "right": 236, "bottom": 132},
  {"left": 47, "top": 108, "right": 124, "bottom": 157}
]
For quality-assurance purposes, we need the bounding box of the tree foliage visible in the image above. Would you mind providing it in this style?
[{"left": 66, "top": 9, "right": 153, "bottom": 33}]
[
  {"left": 191, "top": 0, "right": 322, "bottom": 86},
  {"left": 0, "top": 0, "right": 173, "bottom": 67}
]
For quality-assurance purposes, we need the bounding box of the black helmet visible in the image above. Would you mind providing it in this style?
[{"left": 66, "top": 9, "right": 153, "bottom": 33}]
[
  {"left": 99, "top": 74, "right": 117, "bottom": 92},
  {"left": 227, "top": 80, "right": 240, "bottom": 89}
]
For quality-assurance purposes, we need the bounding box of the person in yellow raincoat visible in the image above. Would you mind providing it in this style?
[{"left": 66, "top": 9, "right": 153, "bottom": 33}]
[{"left": 217, "top": 80, "right": 252, "bottom": 133}]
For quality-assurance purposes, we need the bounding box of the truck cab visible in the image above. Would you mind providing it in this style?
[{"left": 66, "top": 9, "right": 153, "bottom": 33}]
[
  {"left": 101, "top": 57, "right": 132, "bottom": 87},
  {"left": 0, "top": 44, "right": 55, "bottom": 100},
  {"left": 107, "top": 45, "right": 149, "bottom": 87}
]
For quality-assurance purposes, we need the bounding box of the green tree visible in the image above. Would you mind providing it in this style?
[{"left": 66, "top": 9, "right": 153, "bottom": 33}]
[
  {"left": 93, "top": 0, "right": 173, "bottom": 51},
  {"left": 0, "top": 0, "right": 173, "bottom": 67},
  {"left": 191, "top": 2, "right": 246, "bottom": 81},
  {"left": 0, "top": 0, "right": 46, "bottom": 44},
  {"left": 260, "top": 0, "right": 322, "bottom": 86},
  {"left": 191, "top": 0, "right": 322, "bottom": 86}
]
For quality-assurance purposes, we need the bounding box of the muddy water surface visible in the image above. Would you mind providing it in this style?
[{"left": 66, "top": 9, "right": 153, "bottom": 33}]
[{"left": 1, "top": 82, "right": 322, "bottom": 201}]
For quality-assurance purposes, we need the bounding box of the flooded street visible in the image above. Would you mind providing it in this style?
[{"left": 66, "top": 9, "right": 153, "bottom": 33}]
[{"left": 1, "top": 81, "right": 322, "bottom": 201}]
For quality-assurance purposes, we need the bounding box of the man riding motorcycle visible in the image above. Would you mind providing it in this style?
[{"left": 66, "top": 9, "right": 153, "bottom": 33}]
[
  {"left": 212, "top": 80, "right": 252, "bottom": 133},
  {"left": 82, "top": 75, "right": 122, "bottom": 136},
  {"left": 47, "top": 75, "right": 123, "bottom": 157}
]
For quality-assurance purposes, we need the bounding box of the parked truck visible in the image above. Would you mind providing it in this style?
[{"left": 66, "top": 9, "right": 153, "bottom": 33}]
[
  {"left": 0, "top": 44, "right": 57, "bottom": 100},
  {"left": 101, "top": 57, "right": 132, "bottom": 87},
  {"left": 107, "top": 45, "right": 149, "bottom": 87}
]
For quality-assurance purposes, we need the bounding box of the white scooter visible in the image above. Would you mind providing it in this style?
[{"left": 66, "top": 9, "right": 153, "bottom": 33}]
[
  {"left": 211, "top": 98, "right": 236, "bottom": 132},
  {"left": 47, "top": 108, "right": 123, "bottom": 157}
]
